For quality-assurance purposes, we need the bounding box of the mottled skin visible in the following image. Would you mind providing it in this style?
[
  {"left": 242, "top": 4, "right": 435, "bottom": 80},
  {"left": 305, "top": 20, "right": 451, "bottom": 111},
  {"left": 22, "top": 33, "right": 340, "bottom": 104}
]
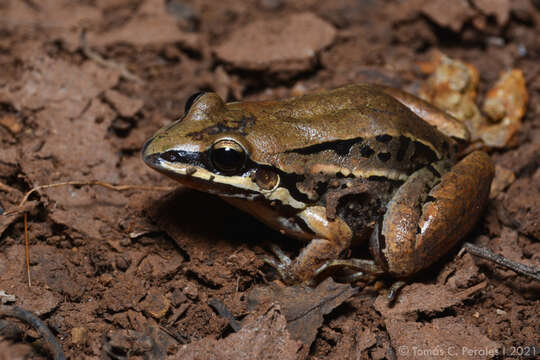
[{"left": 142, "top": 84, "right": 494, "bottom": 285}]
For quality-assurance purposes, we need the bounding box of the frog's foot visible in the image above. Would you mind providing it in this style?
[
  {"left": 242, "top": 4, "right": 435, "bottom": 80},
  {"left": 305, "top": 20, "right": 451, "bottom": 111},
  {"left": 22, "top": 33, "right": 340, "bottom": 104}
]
[
  {"left": 263, "top": 244, "right": 296, "bottom": 283},
  {"left": 314, "top": 258, "right": 385, "bottom": 280},
  {"left": 264, "top": 238, "right": 346, "bottom": 285},
  {"left": 387, "top": 280, "right": 407, "bottom": 302}
]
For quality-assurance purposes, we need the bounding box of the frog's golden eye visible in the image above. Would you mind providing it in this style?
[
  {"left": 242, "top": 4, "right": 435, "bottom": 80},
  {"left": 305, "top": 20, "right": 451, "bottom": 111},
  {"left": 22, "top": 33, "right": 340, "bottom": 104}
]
[
  {"left": 210, "top": 139, "right": 246, "bottom": 174},
  {"left": 185, "top": 91, "right": 206, "bottom": 113}
]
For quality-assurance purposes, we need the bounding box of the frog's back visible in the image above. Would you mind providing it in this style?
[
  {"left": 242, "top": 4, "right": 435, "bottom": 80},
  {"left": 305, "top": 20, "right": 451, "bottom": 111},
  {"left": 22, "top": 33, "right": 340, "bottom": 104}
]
[{"left": 233, "top": 84, "right": 453, "bottom": 180}]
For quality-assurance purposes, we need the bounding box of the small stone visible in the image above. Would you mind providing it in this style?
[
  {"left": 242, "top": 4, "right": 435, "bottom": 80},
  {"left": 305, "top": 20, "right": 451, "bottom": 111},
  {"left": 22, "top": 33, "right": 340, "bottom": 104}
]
[
  {"left": 171, "top": 288, "right": 188, "bottom": 307},
  {"left": 115, "top": 255, "right": 131, "bottom": 271},
  {"left": 140, "top": 289, "right": 170, "bottom": 319},
  {"left": 490, "top": 165, "right": 515, "bottom": 199},
  {"left": 100, "top": 273, "right": 113, "bottom": 286},
  {"left": 0, "top": 114, "right": 22, "bottom": 134},
  {"left": 473, "top": 312, "right": 480, "bottom": 318},
  {"left": 104, "top": 89, "right": 143, "bottom": 118},
  {"left": 71, "top": 327, "right": 87, "bottom": 345},
  {"left": 183, "top": 283, "right": 198, "bottom": 300},
  {"left": 496, "top": 309, "right": 507, "bottom": 315}
]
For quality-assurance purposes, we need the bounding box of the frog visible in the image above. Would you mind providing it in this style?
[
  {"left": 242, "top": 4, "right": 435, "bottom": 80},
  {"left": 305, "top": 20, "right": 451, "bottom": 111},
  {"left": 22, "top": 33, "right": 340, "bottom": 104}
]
[{"left": 142, "top": 84, "right": 494, "bottom": 293}]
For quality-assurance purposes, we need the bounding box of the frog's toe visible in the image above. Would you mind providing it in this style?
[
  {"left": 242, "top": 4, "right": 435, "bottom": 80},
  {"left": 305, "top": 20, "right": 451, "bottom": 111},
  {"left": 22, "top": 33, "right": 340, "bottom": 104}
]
[
  {"left": 263, "top": 245, "right": 303, "bottom": 284},
  {"left": 314, "top": 258, "right": 385, "bottom": 278},
  {"left": 268, "top": 243, "right": 292, "bottom": 266}
]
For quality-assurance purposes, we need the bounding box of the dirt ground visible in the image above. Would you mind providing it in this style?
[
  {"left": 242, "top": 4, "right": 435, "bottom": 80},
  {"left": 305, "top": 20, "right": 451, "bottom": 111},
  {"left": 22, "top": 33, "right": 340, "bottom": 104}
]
[{"left": 0, "top": 0, "right": 539, "bottom": 359}]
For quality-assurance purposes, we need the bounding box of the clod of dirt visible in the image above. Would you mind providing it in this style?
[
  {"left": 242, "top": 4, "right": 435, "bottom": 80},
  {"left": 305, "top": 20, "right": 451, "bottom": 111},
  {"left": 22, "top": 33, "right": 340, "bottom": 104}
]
[
  {"left": 102, "top": 276, "right": 145, "bottom": 313},
  {"left": 419, "top": 52, "right": 528, "bottom": 148},
  {"left": 104, "top": 90, "right": 144, "bottom": 118},
  {"left": 489, "top": 165, "right": 516, "bottom": 199},
  {"left": 374, "top": 281, "right": 487, "bottom": 320},
  {"left": 0, "top": 340, "right": 33, "bottom": 360},
  {"left": 103, "top": 324, "right": 176, "bottom": 360},
  {"left": 437, "top": 252, "right": 485, "bottom": 290},
  {"left": 472, "top": 0, "right": 511, "bottom": 25},
  {"left": 385, "top": 317, "right": 500, "bottom": 360},
  {"left": 494, "top": 142, "right": 540, "bottom": 176},
  {"left": 140, "top": 288, "right": 171, "bottom": 319},
  {"left": 170, "top": 305, "right": 302, "bottom": 360},
  {"left": 71, "top": 327, "right": 87, "bottom": 345},
  {"left": 329, "top": 324, "right": 377, "bottom": 359},
  {"left": 418, "top": 51, "right": 483, "bottom": 138},
  {"left": 500, "top": 169, "right": 540, "bottom": 240},
  {"left": 247, "top": 278, "right": 358, "bottom": 346},
  {"left": 0, "top": 114, "right": 22, "bottom": 134},
  {"left": 87, "top": 0, "right": 199, "bottom": 50},
  {"left": 481, "top": 70, "right": 528, "bottom": 148},
  {"left": 421, "top": 0, "right": 476, "bottom": 32},
  {"left": 214, "top": 12, "right": 336, "bottom": 73}
]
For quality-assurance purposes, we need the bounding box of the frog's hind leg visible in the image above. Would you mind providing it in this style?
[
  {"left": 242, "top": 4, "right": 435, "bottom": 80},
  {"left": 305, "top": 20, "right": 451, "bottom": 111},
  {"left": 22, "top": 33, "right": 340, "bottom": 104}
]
[{"left": 370, "top": 150, "right": 494, "bottom": 278}]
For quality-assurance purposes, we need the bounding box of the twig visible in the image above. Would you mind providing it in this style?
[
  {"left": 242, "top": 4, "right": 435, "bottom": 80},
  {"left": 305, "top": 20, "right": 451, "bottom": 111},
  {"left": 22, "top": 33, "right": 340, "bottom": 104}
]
[
  {"left": 463, "top": 242, "right": 540, "bottom": 281},
  {"left": 80, "top": 30, "right": 144, "bottom": 84},
  {"left": 0, "top": 305, "right": 65, "bottom": 360},
  {"left": 24, "top": 213, "right": 31, "bottom": 287},
  {"left": 6, "top": 180, "right": 174, "bottom": 214}
]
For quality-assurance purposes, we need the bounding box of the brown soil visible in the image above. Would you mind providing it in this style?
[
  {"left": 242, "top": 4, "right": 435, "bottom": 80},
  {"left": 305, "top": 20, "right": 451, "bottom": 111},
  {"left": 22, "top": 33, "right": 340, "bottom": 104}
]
[{"left": 0, "top": 1, "right": 538, "bottom": 359}]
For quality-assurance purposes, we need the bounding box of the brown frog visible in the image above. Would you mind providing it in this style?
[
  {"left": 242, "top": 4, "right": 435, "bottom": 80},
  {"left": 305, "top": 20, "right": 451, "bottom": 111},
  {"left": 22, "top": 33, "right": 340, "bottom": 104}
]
[{"left": 142, "top": 84, "right": 494, "bottom": 293}]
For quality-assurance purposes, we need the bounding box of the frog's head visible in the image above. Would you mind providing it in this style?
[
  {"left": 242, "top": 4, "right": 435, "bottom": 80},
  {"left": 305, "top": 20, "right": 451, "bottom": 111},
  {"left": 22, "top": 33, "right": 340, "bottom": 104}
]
[{"left": 142, "top": 92, "right": 283, "bottom": 200}]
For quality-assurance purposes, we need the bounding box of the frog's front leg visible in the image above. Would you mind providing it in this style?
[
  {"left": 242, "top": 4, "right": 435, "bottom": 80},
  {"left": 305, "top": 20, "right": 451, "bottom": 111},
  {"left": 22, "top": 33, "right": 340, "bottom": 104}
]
[
  {"left": 265, "top": 206, "right": 353, "bottom": 284},
  {"left": 370, "top": 150, "right": 494, "bottom": 277}
]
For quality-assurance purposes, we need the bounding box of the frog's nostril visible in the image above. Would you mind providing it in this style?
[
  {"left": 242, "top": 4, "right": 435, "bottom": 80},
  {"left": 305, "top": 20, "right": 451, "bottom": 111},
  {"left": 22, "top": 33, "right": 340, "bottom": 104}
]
[{"left": 143, "top": 152, "right": 161, "bottom": 167}]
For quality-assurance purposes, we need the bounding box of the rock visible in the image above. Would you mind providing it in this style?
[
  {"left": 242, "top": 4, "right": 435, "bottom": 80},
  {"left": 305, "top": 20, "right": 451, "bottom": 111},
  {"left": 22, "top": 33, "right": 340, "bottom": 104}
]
[
  {"left": 214, "top": 13, "right": 336, "bottom": 73},
  {"left": 71, "top": 327, "right": 87, "bottom": 345}
]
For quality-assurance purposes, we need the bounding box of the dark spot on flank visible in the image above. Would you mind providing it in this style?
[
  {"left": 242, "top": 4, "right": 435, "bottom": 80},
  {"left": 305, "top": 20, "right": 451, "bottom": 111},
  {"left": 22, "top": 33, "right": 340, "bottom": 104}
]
[
  {"left": 396, "top": 136, "right": 411, "bottom": 161},
  {"left": 377, "top": 152, "right": 391, "bottom": 162},
  {"left": 442, "top": 140, "right": 449, "bottom": 152},
  {"left": 411, "top": 141, "right": 438, "bottom": 164},
  {"left": 367, "top": 175, "right": 388, "bottom": 181},
  {"left": 375, "top": 134, "right": 393, "bottom": 143},
  {"left": 360, "top": 145, "right": 375, "bottom": 158},
  {"left": 334, "top": 138, "right": 359, "bottom": 156},
  {"left": 426, "top": 164, "right": 441, "bottom": 178}
]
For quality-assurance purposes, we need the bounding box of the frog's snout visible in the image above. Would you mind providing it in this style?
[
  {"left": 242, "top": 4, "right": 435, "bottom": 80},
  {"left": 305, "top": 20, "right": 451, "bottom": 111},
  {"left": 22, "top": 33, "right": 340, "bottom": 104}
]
[{"left": 141, "top": 136, "right": 160, "bottom": 169}]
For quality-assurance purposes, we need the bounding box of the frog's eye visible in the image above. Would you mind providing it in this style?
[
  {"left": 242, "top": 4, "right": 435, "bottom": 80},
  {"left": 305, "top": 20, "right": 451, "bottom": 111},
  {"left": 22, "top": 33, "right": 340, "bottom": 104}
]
[
  {"left": 185, "top": 91, "right": 206, "bottom": 113},
  {"left": 210, "top": 139, "right": 246, "bottom": 174}
]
